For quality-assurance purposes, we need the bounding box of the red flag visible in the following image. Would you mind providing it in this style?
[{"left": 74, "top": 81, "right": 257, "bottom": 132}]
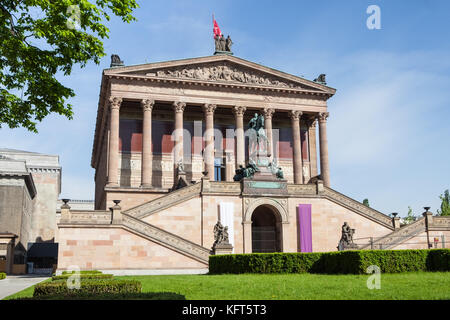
[{"left": 213, "top": 16, "right": 222, "bottom": 39}]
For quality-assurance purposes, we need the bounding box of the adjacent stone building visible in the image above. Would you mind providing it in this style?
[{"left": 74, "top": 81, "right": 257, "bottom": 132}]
[
  {"left": 0, "top": 149, "right": 61, "bottom": 274},
  {"left": 56, "top": 54, "right": 450, "bottom": 273}
]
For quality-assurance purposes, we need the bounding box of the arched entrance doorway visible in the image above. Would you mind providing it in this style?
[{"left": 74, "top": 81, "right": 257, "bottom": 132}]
[{"left": 251, "top": 205, "right": 282, "bottom": 253}]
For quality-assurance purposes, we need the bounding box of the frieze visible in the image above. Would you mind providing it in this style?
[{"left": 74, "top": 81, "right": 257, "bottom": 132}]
[
  {"left": 287, "top": 184, "right": 317, "bottom": 195},
  {"left": 207, "top": 181, "right": 241, "bottom": 194},
  {"left": 431, "top": 217, "right": 450, "bottom": 228},
  {"left": 61, "top": 211, "right": 112, "bottom": 224},
  {"left": 150, "top": 62, "right": 313, "bottom": 91}
]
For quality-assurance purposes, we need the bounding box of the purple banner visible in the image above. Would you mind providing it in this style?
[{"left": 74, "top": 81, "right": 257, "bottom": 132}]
[{"left": 298, "top": 204, "right": 312, "bottom": 252}]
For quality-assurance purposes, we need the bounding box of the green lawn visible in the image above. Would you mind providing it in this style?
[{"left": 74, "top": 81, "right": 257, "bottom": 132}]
[{"left": 4, "top": 272, "right": 450, "bottom": 300}]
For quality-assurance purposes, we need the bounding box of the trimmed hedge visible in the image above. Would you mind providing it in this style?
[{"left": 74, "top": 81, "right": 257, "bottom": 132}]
[
  {"left": 16, "top": 292, "right": 186, "bottom": 300},
  {"left": 209, "top": 249, "right": 450, "bottom": 275},
  {"left": 0, "top": 272, "right": 6, "bottom": 280},
  {"left": 11, "top": 292, "right": 186, "bottom": 300},
  {"left": 33, "top": 279, "right": 142, "bottom": 297},
  {"left": 52, "top": 274, "right": 113, "bottom": 281},
  {"left": 61, "top": 270, "right": 102, "bottom": 275}
]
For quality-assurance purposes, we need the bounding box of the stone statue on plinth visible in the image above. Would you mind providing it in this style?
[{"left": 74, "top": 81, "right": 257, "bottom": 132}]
[
  {"left": 110, "top": 54, "right": 124, "bottom": 67},
  {"left": 212, "top": 221, "right": 233, "bottom": 255},
  {"left": 214, "top": 34, "right": 233, "bottom": 55},
  {"left": 225, "top": 35, "right": 233, "bottom": 52},
  {"left": 337, "top": 222, "right": 358, "bottom": 251},
  {"left": 233, "top": 112, "right": 285, "bottom": 183},
  {"left": 313, "top": 74, "right": 327, "bottom": 85}
]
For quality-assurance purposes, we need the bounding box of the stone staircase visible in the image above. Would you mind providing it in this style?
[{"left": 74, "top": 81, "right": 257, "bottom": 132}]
[
  {"left": 124, "top": 182, "right": 202, "bottom": 219},
  {"left": 121, "top": 213, "right": 210, "bottom": 264},
  {"left": 322, "top": 187, "right": 394, "bottom": 229},
  {"left": 360, "top": 218, "right": 426, "bottom": 250}
]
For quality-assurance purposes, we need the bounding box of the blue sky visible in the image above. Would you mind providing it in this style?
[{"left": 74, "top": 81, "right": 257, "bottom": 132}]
[{"left": 1, "top": 0, "right": 449, "bottom": 218}]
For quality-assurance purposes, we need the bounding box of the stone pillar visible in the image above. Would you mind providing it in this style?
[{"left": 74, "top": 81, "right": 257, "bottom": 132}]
[
  {"left": 107, "top": 97, "right": 122, "bottom": 187},
  {"left": 111, "top": 200, "right": 122, "bottom": 224},
  {"left": 173, "top": 101, "right": 186, "bottom": 179},
  {"left": 242, "top": 221, "right": 252, "bottom": 253},
  {"left": 290, "top": 110, "right": 303, "bottom": 184},
  {"left": 60, "top": 199, "right": 71, "bottom": 221},
  {"left": 141, "top": 99, "right": 155, "bottom": 188},
  {"left": 318, "top": 112, "right": 330, "bottom": 187},
  {"left": 225, "top": 152, "right": 234, "bottom": 182},
  {"left": 307, "top": 116, "right": 318, "bottom": 179},
  {"left": 393, "top": 217, "right": 401, "bottom": 229},
  {"left": 233, "top": 106, "right": 246, "bottom": 168},
  {"left": 263, "top": 108, "right": 275, "bottom": 159},
  {"left": 203, "top": 104, "right": 217, "bottom": 181},
  {"left": 281, "top": 222, "right": 290, "bottom": 252}
]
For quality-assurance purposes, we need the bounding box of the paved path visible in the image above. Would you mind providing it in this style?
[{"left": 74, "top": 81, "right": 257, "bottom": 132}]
[{"left": 0, "top": 275, "right": 48, "bottom": 300}]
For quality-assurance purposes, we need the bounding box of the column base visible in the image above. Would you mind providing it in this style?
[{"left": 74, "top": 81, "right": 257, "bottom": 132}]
[
  {"left": 106, "top": 183, "right": 119, "bottom": 188},
  {"left": 140, "top": 184, "right": 153, "bottom": 189}
]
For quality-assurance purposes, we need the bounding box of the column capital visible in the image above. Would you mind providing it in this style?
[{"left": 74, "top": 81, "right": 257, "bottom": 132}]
[
  {"left": 109, "top": 97, "right": 122, "bottom": 110},
  {"left": 306, "top": 115, "right": 317, "bottom": 128},
  {"left": 289, "top": 110, "right": 303, "bottom": 121},
  {"left": 318, "top": 112, "right": 329, "bottom": 122},
  {"left": 203, "top": 103, "right": 217, "bottom": 114},
  {"left": 141, "top": 99, "right": 155, "bottom": 112},
  {"left": 262, "top": 107, "right": 275, "bottom": 119},
  {"left": 173, "top": 101, "right": 186, "bottom": 113},
  {"left": 232, "top": 105, "right": 246, "bottom": 117}
]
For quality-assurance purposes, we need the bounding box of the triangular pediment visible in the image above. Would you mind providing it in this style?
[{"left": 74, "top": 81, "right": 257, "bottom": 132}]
[{"left": 104, "top": 55, "right": 335, "bottom": 94}]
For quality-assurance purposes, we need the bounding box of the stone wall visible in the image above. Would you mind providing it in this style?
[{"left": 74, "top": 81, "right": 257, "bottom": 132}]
[
  {"left": 57, "top": 227, "right": 207, "bottom": 270},
  {"left": 0, "top": 181, "right": 33, "bottom": 256},
  {"left": 29, "top": 168, "right": 59, "bottom": 242}
]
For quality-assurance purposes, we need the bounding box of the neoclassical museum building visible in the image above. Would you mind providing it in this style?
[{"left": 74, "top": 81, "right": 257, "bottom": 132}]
[{"left": 56, "top": 53, "right": 450, "bottom": 272}]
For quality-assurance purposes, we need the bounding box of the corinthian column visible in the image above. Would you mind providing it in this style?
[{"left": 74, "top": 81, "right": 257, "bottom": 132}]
[
  {"left": 173, "top": 101, "right": 186, "bottom": 179},
  {"left": 318, "top": 112, "right": 330, "bottom": 187},
  {"left": 203, "top": 104, "right": 217, "bottom": 180},
  {"left": 141, "top": 99, "right": 155, "bottom": 188},
  {"left": 307, "top": 116, "right": 318, "bottom": 179},
  {"left": 233, "top": 106, "right": 246, "bottom": 168},
  {"left": 263, "top": 108, "right": 275, "bottom": 159},
  {"left": 290, "top": 110, "right": 303, "bottom": 184},
  {"left": 107, "top": 96, "right": 122, "bottom": 187}
]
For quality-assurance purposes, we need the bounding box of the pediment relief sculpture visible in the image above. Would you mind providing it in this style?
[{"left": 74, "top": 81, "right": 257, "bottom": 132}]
[{"left": 146, "top": 63, "right": 316, "bottom": 90}]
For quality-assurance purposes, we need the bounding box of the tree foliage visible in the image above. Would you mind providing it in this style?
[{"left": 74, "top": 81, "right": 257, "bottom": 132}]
[
  {"left": 0, "top": 0, "right": 139, "bottom": 132},
  {"left": 403, "top": 206, "right": 417, "bottom": 225},
  {"left": 437, "top": 189, "right": 450, "bottom": 216}
]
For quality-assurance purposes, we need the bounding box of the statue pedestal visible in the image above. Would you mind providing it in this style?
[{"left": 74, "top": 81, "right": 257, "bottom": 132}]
[
  {"left": 337, "top": 243, "right": 359, "bottom": 251},
  {"left": 213, "top": 243, "right": 233, "bottom": 255},
  {"left": 171, "top": 172, "right": 189, "bottom": 191},
  {"left": 214, "top": 50, "right": 233, "bottom": 56}
]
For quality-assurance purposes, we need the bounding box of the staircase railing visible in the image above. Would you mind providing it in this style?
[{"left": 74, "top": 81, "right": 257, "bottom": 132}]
[{"left": 124, "top": 182, "right": 202, "bottom": 219}]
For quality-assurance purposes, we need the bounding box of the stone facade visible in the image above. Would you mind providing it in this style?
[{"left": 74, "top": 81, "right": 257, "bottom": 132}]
[
  {"left": 0, "top": 149, "right": 61, "bottom": 274},
  {"left": 55, "top": 55, "right": 450, "bottom": 272}
]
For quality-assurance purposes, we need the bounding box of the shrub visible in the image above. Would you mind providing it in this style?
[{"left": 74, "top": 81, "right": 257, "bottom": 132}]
[
  {"left": 33, "top": 279, "right": 141, "bottom": 297},
  {"left": 15, "top": 292, "right": 186, "bottom": 300},
  {"left": 51, "top": 274, "right": 113, "bottom": 281},
  {"left": 0, "top": 272, "right": 6, "bottom": 280},
  {"left": 426, "top": 249, "right": 450, "bottom": 271},
  {"left": 210, "top": 252, "right": 323, "bottom": 274},
  {"left": 209, "top": 249, "right": 450, "bottom": 275},
  {"left": 61, "top": 270, "right": 102, "bottom": 275}
]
